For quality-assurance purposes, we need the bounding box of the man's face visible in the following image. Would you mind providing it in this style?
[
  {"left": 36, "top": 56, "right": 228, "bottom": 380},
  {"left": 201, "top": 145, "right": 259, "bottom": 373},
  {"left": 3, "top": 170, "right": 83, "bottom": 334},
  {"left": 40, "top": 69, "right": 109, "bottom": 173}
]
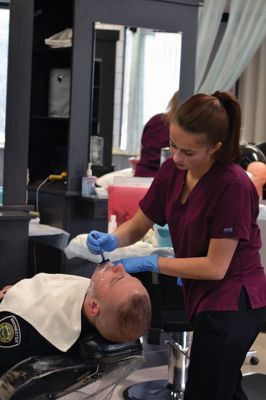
[{"left": 90, "top": 262, "right": 148, "bottom": 309}]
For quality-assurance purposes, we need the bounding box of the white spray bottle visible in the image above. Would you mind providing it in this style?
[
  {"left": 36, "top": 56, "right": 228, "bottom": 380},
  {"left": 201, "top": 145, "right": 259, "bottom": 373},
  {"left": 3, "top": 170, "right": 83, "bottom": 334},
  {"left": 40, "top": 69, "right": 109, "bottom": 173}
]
[
  {"left": 108, "top": 214, "right": 117, "bottom": 233},
  {"left": 82, "top": 163, "right": 96, "bottom": 197}
]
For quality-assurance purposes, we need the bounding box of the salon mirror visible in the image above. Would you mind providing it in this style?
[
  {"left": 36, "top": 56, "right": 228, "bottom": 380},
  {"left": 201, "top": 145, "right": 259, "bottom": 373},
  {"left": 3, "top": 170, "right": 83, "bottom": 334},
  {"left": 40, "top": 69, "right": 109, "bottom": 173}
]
[{"left": 92, "top": 22, "right": 182, "bottom": 170}]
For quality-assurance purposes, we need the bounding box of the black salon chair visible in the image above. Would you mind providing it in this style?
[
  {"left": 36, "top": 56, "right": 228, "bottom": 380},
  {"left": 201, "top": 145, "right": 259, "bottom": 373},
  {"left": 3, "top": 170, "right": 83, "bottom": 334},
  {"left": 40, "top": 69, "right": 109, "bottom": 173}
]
[
  {"left": 239, "top": 144, "right": 266, "bottom": 170},
  {"left": 257, "top": 142, "right": 266, "bottom": 158},
  {"left": 123, "top": 270, "right": 193, "bottom": 400},
  {"left": 255, "top": 142, "right": 266, "bottom": 201},
  {"left": 0, "top": 333, "right": 143, "bottom": 400}
]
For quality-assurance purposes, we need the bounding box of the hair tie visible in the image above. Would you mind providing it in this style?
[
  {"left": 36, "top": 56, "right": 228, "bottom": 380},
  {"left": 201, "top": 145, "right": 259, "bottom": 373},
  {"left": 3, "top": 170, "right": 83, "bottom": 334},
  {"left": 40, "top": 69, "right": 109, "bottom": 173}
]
[{"left": 213, "top": 91, "right": 226, "bottom": 108}]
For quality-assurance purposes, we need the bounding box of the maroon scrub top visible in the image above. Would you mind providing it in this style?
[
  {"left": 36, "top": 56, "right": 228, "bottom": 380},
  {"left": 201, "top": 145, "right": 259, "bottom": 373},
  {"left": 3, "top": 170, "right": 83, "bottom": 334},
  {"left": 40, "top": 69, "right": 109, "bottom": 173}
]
[
  {"left": 134, "top": 114, "right": 169, "bottom": 177},
  {"left": 140, "top": 158, "right": 266, "bottom": 320}
]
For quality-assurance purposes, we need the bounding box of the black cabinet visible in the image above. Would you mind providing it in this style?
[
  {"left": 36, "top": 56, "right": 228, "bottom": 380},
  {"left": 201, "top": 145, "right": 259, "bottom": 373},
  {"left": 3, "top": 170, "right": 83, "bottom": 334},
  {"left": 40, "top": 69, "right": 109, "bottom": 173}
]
[
  {"left": 27, "top": 183, "right": 108, "bottom": 238},
  {"left": 29, "top": 1, "right": 119, "bottom": 183}
]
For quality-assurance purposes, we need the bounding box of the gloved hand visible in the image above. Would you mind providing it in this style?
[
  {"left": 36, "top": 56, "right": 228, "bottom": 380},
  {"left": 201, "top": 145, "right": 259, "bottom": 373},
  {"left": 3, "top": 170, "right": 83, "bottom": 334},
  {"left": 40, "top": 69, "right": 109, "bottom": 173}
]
[
  {"left": 115, "top": 254, "right": 159, "bottom": 274},
  {"left": 86, "top": 230, "right": 117, "bottom": 254}
]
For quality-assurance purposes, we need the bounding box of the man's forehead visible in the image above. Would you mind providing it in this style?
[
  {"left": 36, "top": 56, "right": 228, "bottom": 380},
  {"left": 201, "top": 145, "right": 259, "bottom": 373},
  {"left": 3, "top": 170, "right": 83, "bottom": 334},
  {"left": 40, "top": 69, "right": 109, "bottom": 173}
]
[{"left": 116, "top": 276, "right": 145, "bottom": 293}]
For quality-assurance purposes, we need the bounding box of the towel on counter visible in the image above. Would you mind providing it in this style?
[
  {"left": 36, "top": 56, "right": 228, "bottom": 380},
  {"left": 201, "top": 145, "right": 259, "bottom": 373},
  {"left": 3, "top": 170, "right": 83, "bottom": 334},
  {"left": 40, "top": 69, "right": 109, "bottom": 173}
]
[
  {"left": 45, "top": 28, "right": 72, "bottom": 48},
  {"left": 0, "top": 273, "right": 90, "bottom": 351}
]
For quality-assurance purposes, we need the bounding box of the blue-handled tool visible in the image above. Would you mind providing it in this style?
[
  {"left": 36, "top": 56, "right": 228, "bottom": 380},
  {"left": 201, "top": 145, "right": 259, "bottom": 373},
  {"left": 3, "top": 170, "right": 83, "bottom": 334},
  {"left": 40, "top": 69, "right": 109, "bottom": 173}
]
[
  {"left": 91, "top": 232, "right": 110, "bottom": 264},
  {"left": 99, "top": 251, "right": 109, "bottom": 265}
]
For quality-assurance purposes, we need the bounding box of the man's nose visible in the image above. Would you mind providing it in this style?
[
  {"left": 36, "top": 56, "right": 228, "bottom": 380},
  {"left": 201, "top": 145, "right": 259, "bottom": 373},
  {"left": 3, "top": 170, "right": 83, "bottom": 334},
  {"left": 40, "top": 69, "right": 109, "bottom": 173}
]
[{"left": 112, "top": 263, "right": 126, "bottom": 276}]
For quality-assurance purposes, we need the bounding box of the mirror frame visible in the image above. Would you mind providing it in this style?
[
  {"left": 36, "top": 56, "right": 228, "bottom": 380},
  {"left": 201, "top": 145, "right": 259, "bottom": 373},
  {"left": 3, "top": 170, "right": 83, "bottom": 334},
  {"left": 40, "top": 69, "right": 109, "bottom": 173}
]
[
  {"left": 69, "top": 0, "right": 203, "bottom": 191},
  {"left": 4, "top": 0, "right": 203, "bottom": 201}
]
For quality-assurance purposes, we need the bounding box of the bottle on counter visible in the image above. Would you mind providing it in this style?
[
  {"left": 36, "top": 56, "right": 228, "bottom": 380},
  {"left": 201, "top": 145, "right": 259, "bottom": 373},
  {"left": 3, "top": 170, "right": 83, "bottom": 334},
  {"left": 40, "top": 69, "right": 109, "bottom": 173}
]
[{"left": 82, "top": 163, "right": 96, "bottom": 197}]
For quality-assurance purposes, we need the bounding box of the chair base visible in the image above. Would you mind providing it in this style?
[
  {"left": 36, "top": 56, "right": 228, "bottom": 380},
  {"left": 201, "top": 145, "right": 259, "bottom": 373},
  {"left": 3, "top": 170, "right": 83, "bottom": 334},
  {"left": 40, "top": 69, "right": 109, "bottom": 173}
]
[{"left": 123, "top": 379, "right": 184, "bottom": 400}]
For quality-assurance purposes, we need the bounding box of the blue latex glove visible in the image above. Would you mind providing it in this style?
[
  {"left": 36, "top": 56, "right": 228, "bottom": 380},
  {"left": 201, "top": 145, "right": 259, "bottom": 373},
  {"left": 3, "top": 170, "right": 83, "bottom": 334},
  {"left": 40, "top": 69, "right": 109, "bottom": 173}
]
[
  {"left": 86, "top": 230, "right": 117, "bottom": 254},
  {"left": 177, "top": 277, "right": 183, "bottom": 286},
  {"left": 115, "top": 255, "right": 159, "bottom": 274}
]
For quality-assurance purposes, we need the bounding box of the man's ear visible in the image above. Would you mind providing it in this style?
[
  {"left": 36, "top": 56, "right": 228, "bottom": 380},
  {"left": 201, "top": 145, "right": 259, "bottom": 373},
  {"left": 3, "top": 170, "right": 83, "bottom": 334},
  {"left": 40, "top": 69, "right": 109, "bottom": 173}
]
[{"left": 83, "top": 296, "right": 100, "bottom": 318}]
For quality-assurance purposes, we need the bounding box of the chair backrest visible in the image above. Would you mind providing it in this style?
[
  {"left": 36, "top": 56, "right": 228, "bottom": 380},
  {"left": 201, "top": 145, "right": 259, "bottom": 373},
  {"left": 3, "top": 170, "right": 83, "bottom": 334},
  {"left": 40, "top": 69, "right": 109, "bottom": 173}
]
[
  {"left": 136, "top": 271, "right": 192, "bottom": 344},
  {"left": 0, "top": 333, "right": 143, "bottom": 400},
  {"left": 257, "top": 142, "right": 266, "bottom": 157}
]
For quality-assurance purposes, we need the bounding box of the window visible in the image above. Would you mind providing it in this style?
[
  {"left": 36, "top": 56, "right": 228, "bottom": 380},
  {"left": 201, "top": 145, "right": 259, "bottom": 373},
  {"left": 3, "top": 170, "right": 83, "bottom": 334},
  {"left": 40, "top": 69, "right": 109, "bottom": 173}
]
[
  {"left": 143, "top": 31, "right": 181, "bottom": 122},
  {"left": 120, "top": 28, "right": 181, "bottom": 153},
  {"left": 0, "top": 7, "right": 10, "bottom": 147}
]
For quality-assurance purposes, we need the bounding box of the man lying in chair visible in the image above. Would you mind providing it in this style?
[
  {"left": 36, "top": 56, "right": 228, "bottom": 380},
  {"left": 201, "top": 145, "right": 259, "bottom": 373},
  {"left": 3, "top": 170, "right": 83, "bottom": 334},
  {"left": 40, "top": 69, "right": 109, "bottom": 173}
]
[{"left": 0, "top": 262, "right": 151, "bottom": 375}]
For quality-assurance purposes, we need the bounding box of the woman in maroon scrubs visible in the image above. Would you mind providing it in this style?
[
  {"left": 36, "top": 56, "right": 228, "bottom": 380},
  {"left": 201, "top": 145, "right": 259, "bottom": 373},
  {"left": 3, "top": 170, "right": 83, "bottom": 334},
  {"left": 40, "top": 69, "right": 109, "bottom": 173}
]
[
  {"left": 134, "top": 91, "right": 179, "bottom": 177},
  {"left": 87, "top": 91, "right": 266, "bottom": 400},
  {"left": 134, "top": 113, "right": 170, "bottom": 177}
]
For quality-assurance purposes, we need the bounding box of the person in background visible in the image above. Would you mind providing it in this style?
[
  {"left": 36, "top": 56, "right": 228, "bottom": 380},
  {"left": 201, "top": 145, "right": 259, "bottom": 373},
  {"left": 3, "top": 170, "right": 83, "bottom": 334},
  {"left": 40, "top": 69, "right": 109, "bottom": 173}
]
[
  {"left": 0, "top": 263, "right": 151, "bottom": 375},
  {"left": 87, "top": 91, "right": 266, "bottom": 400},
  {"left": 134, "top": 91, "right": 179, "bottom": 177}
]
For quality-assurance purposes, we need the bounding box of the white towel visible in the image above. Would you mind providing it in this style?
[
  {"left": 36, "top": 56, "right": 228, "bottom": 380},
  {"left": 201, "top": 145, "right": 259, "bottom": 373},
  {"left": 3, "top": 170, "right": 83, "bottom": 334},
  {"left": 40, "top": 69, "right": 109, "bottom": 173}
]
[
  {"left": 0, "top": 273, "right": 90, "bottom": 351},
  {"left": 45, "top": 28, "right": 72, "bottom": 48}
]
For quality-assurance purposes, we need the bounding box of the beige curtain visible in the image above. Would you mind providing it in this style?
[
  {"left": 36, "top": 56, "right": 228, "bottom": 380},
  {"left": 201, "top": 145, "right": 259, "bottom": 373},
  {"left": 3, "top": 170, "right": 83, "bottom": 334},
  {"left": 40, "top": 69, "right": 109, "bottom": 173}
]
[
  {"left": 238, "top": 37, "right": 266, "bottom": 144},
  {"left": 196, "top": 0, "right": 266, "bottom": 93}
]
